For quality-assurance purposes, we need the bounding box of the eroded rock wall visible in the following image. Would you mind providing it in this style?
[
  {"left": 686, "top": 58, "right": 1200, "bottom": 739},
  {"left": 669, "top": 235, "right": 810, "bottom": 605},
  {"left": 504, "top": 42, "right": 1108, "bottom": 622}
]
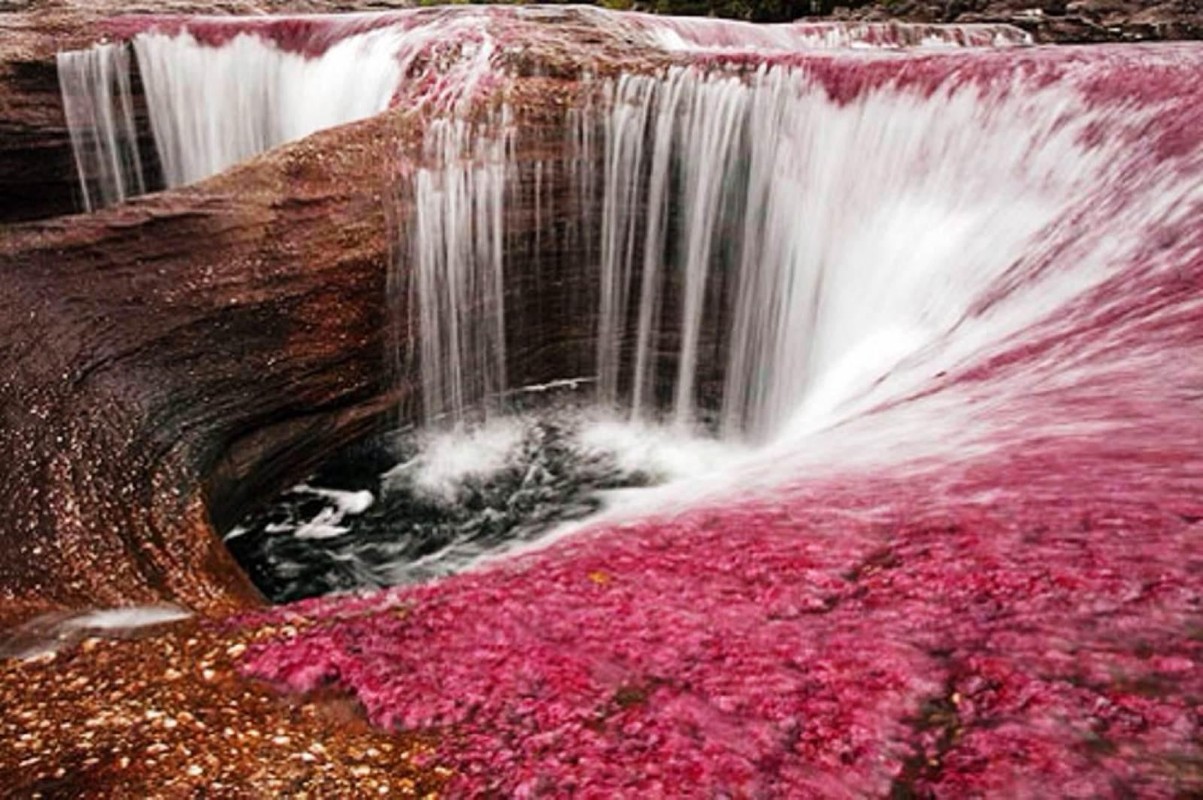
[
  {"left": 0, "top": 112, "right": 406, "bottom": 624},
  {"left": 0, "top": 59, "right": 626, "bottom": 628}
]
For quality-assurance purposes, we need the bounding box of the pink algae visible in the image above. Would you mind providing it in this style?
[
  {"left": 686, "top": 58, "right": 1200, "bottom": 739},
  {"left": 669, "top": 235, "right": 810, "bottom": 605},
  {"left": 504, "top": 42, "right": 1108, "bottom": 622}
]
[
  {"left": 241, "top": 423, "right": 1202, "bottom": 797},
  {"left": 225, "top": 16, "right": 1203, "bottom": 798},
  {"left": 239, "top": 181, "right": 1203, "bottom": 792}
]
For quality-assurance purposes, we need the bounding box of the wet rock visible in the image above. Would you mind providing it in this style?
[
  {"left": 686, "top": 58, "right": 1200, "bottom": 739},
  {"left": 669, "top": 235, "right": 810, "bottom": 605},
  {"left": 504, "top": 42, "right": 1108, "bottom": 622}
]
[
  {"left": 0, "top": 616, "right": 447, "bottom": 797},
  {"left": 0, "top": 5, "right": 658, "bottom": 626}
]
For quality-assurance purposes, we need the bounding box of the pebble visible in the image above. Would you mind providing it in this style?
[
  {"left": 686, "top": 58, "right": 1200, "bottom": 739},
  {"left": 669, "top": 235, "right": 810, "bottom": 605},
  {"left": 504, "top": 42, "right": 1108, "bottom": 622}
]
[{"left": 0, "top": 619, "right": 446, "bottom": 796}]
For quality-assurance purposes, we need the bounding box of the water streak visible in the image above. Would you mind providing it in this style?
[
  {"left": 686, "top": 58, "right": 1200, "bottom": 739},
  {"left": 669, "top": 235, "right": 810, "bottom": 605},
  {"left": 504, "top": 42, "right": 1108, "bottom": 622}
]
[
  {"left": 56, "top": 43, "right": 145, "bottom": 211},
  {"left": 408, "top": 112, "right": 512, "bottom": 426},
  {"left": 590, "top": 62, "right": 1117, "bottom": 440}
]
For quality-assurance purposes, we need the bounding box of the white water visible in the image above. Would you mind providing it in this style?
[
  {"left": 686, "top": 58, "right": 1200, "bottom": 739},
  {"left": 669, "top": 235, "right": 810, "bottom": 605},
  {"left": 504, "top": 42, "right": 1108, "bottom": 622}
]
[
  {"left": 290, "top": 485, "right": 375, "bottom": 539},
  {"left": 409, "top": 51, "right": 1200, "bottom": 563},
  {"left": 132, "top": 27, "right": 406, "bottom": 187},
  {"left": 385, "top": 407, "right": 740, "bottom": 505},
  {"left": 572, "top": 412, "right": 746, "bottom": 482},
  {"left": 377, "top": 407, "right": 749, "bottom": 577},
  {"left": 56, "top": 43, "right": 145, "bottom": 211},
  {"left": 407, "top": 112, "right": 512, "bottom": 426},
  {"left": 385, "top": 415, "right": 527, "bottom": 501},
  {"left": 399, "top": 57, "right": 1136, "bottom": 466},
  {"left": 225, "top": 405, "right": 750, "bottom": 599},
  {"left": 590, "top": 65, "right": 1116, "bottom": 441},
  {"left": 623, "top": 10, "right": 1033, "bottom": 52},
  {"left": 648, "top": 22, "right": 1030, "bottom": 52},
  {"left": 57, "top": 9, "right": 507, "bottom": 205}
]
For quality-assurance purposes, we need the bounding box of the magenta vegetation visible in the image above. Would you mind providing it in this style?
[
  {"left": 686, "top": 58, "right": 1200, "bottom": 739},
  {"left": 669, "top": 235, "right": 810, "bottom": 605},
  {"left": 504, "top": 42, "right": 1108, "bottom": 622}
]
[
  {"left": 235, "top": 19, "right": 1203, "bottom": 800},
  {"left": 243, "top": 429, "right": 1201, "bottom": 796}
]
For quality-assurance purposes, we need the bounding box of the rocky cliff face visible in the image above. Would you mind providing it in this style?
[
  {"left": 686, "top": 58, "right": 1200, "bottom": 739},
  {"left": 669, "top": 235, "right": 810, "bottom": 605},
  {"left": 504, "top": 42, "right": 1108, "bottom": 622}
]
[
  {"left": 0, "top": 3, "right": 670, "bottom": 627},
  {"left": 0, "top": 114, "right": 401, "bottom": 623}
]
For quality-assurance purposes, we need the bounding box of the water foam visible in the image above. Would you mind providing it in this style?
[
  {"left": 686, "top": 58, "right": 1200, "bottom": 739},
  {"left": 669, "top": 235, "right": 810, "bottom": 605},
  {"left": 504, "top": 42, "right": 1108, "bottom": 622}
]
[
  {"left": 387, "top": 416, "right": 528, "bottom": 502},
  {"left": 227, "top": 404, "right": 748, "bottom": 601}
]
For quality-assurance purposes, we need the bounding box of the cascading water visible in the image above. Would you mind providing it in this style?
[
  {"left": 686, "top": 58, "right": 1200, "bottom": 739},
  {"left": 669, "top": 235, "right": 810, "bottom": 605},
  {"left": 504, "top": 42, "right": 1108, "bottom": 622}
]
[
  {"left": 406, "top": 54, "right": 1157, "bottom": 450},
  {"left": 56, "top": 43, "right": 146, "bottom": 211},
  {"left": 131, "top": 25, "right": 408, "bottom": 187},
  {"left": 54, "top": 7, "right": 1196, "bottom": 594},
  {"left": 590, "top": 61, "right": 1118, "bottom": 441},
  {"left": 244, "top": 40, "right": 1203, "bottom": 792},
  {"left": 45, "top": 7, "right": 1203, "bottom": 795},
  {"left": 54, "top": 7, "right": 1026, "bottom": 209},
  {"left": 222, "top": 44, "right": 1202, "bottom": 601},
  {"left": 406, "top": 113, "right": 512, "bottom": 427},
  {"left": 54, "top": 8, "right": 508, "bottom": 207}
]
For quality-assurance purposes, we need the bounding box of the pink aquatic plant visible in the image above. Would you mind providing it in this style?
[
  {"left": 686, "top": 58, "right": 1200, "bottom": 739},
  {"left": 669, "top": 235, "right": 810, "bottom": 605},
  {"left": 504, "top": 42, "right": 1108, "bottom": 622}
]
[
  {"left": 238, "top": 22, "right": 1203, "bottom": 800},
  {"left": 243, "top": 418, "right": 1202, "bottom": 796}
]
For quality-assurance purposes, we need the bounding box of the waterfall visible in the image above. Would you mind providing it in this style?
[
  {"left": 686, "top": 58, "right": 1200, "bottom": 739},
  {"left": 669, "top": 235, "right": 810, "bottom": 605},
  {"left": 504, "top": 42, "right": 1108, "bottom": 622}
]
[
  {"left": 642, "top": 15, "right": 1032, "bottom": 51},
  {"left": 227, "top": 30, "right": 1203, "bottom": 800},
  {"left": 595, "top": 76, "right": 655, "bottom": 408},
  {"left": 56, "top": 43, "right": 145, "bottom": 212},
  {"left": 131, "top": 26, "right": 407, "bottom": 188},
  {"left": 588, "top": 63, "right": 1117, "bottom": 440},
  {"left": 53, "top": 10, "right": 1023, "bottom": 208},
  {"left": 54, "top": 25, "right": 407, "bottom": 205},
  {"left": 53, "top": 10, "right": 1055, "bottom": 439},
  {"left": 401, "top": 59, "right": 1105, "bottom": 440},
  {"left": 407, "top": 112, "right": 512, "bottom": 427},
  {"left": 55, "top": 9, "right": 504, "bottom": 204}
]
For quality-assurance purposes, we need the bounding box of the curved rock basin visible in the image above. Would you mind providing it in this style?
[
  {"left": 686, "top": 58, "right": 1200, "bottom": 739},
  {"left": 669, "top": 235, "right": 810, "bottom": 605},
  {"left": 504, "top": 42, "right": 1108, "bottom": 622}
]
[{"left": 0, "top": 4, "right": 1200, "bottom": 796}]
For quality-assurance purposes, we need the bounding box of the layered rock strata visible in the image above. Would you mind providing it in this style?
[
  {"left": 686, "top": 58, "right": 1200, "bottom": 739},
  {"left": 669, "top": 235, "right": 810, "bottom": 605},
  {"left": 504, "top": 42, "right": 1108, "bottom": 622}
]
[{"left": 0, "top": 3, "right": 696, "bottom": 625}]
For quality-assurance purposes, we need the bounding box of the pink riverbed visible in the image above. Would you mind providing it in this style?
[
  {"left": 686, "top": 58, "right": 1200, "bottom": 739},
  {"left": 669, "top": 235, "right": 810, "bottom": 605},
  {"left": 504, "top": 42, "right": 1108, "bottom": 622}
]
[
  {"left": 240, "top": 219, "right": 1203, "bottom": 793},
  {"left": 217, "top": 17, "right": 1203, "bottom": 799},
  {"left": 241, "top": 424, "right": 1200, "bottom": 796}
]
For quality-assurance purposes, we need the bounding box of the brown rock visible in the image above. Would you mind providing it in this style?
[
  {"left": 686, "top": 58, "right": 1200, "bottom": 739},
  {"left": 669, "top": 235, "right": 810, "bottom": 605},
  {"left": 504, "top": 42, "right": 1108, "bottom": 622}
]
[
  {"left": 0, "top": 616, "right": 448, "bottom": 796},
  {"left": 0, "top": 4, "right": 667, "bottom": 628},
  {"left": 0, "top": 110, "right": 412, "bottom": 625}
]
